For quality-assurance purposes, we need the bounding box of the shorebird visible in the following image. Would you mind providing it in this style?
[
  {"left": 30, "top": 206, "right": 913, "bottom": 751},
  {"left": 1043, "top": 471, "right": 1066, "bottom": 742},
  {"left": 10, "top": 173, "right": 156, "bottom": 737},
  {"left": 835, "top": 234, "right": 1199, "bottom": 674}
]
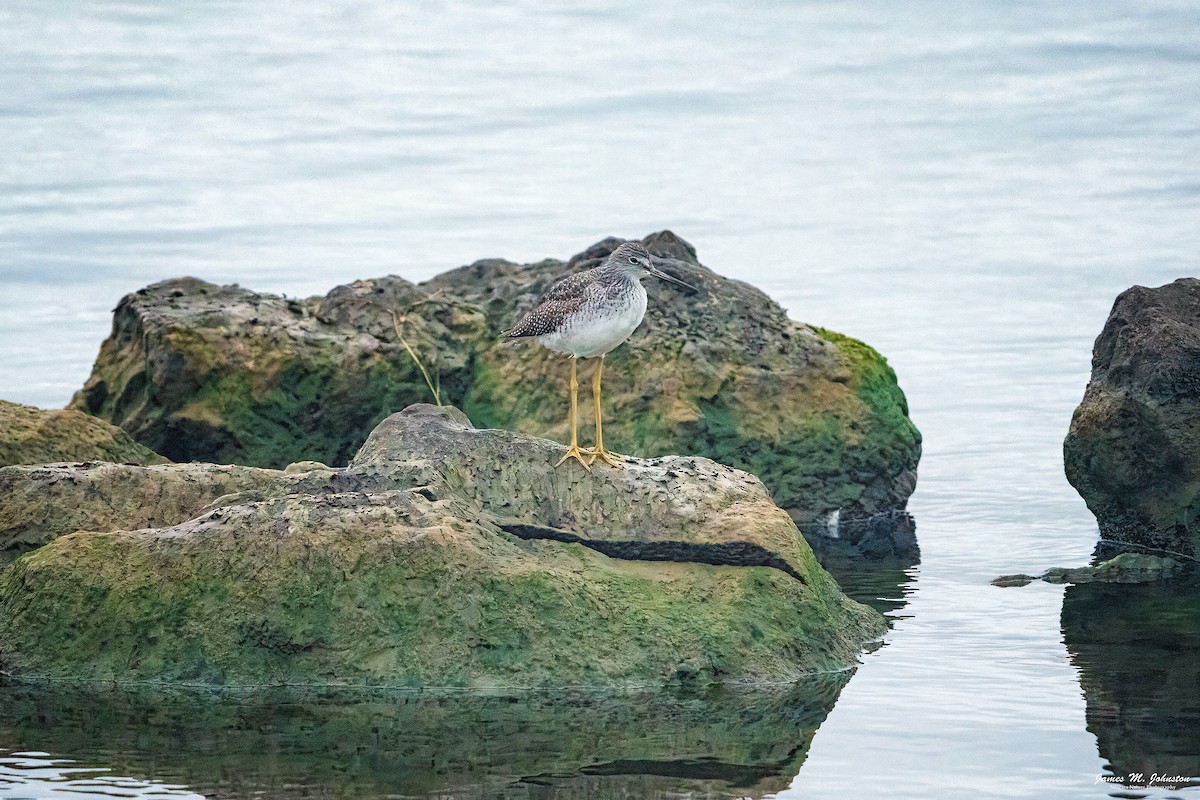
[{"left": 502, "top": 241, "right": 697, "bottom": 469}]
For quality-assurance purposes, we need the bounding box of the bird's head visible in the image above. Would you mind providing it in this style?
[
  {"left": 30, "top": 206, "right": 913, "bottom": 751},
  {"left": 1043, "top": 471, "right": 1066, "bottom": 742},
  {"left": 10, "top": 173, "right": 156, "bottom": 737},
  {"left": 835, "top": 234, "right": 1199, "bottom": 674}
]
[{"left": 606, "top": 241, "right": 698, "bottom": 292}]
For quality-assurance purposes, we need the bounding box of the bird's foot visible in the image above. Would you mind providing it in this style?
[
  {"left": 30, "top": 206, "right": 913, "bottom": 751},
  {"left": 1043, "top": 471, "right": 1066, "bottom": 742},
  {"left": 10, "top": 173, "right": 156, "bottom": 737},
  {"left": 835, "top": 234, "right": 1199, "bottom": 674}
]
[
  {"left": 555, "top": 444, "right": 592, "bottom": 470},
  {"left": 586, "top": 446, "right": 624, "bottom": 468}
]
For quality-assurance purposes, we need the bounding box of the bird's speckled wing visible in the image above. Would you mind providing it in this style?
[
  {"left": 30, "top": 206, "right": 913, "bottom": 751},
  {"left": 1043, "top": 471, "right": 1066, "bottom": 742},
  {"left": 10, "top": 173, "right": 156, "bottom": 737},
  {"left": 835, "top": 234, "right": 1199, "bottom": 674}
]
[{"left": 502, "top": 271, "right": 599, "bottom": 338}]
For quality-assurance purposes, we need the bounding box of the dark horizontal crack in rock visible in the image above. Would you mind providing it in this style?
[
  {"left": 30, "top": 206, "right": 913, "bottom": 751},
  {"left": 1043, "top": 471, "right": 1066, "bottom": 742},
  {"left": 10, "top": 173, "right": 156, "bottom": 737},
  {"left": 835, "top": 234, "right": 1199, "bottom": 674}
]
[{"left": 499, "top": 522, "right": 804, "bottom": 584}]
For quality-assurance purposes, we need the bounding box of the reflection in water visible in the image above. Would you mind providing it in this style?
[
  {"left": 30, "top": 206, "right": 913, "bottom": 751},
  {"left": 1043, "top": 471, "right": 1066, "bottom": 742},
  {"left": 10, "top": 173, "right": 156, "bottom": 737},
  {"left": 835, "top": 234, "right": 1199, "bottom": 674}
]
[
  {"left": 821, "top": 560, "right": 919, "bottom": 622},
  {"left": 1061, "top": 577, "right": 1200, "bottom": 792},
  {"left": 0, "top": 675, "right": 851, "bottom": 799},
  {"left": 799, "top": 511, "right": 920, "bottom": 567}
]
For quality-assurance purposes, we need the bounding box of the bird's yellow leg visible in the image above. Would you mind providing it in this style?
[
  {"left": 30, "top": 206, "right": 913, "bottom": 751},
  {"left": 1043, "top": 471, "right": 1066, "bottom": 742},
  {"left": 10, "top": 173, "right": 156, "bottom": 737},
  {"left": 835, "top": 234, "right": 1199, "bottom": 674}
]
[
  {"left": 586, "top": 355, "right": 623, "bottom": 467},
  {"left": 555, "top": 356, "right": 591, "bottom": 470}
]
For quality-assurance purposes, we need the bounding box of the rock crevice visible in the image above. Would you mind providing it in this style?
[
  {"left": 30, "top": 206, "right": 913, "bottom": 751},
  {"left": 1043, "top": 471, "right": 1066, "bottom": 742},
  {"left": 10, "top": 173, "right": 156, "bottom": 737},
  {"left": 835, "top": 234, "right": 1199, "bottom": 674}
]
[{"left": 498, "top": 522, "right": 806, "bottom": 583}]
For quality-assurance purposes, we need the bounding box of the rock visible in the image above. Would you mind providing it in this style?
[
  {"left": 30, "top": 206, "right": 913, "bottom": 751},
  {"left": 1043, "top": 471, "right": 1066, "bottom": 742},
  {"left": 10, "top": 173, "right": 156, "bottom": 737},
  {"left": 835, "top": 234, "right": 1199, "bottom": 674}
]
[
  {"left": 438, "top": 231, "right": 922, "bottom": 527},
  {"left": 0, "top": 400, "right": 166, "bottom": 468},
  {"left": 0, "top": 461, "right": 333, "bottom": 564},
  {"left": 990, "top": 573, "right": 1037, "bottom": 588},
  {"left": 991, "top": 553, "right": 1189, "bottom": 587},
  {"left": 283, "top": 460, "right": 334, "bottom": 475},
  {"left": 351, "top": 405, "right": 817, "bottom": 579},
  {"left": 0, "top": 405, "right": 884, "bottom": 687},
  {"left": 71, "top": 232, "right": 921, "bottom": 534},
  {"left": 1064, "top": 279, "right": 1200, "bottom": 559},
  {"left": 72, "top": 275, "right": 487, "bottom": 467},
  {"left": 1041, "top": 554, "right": 1187, "bottom": 584}
]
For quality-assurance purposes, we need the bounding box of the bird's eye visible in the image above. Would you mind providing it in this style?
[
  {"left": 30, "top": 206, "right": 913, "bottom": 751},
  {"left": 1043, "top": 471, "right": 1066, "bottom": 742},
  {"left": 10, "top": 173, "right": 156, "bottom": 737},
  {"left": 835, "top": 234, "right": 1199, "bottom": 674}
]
[{"left": 628, "top": 256, "right": 640, "bottom": 265}]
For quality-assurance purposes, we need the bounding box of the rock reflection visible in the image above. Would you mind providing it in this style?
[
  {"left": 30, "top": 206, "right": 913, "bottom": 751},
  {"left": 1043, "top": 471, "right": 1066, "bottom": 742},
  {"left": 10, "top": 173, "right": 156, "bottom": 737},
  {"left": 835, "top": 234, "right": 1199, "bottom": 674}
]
[
  {"left": 820, "top": 558, "right": 918, "bottom": 622},
  {"left": 0, "top": 674, "right": 854, "bottom": 799},
  {"left": 798, "top": 510, "right": 920, "bottom": 567},
  {"left": 1061, "top": 578, "right": 1200, "bottom": 790}
]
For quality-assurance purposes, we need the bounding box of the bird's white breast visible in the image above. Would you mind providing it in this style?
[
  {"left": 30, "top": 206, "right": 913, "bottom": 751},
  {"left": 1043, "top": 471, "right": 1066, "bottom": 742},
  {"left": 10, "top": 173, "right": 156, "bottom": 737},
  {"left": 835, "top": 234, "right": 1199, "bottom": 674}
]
[{"left": 538, "top": 283, "right": 648, "bottom": 358}]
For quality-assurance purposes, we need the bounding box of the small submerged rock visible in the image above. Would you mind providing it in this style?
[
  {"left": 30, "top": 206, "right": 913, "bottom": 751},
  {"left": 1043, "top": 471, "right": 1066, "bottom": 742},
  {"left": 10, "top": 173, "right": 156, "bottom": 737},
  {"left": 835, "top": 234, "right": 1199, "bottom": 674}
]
[
  {"left": 993, "top": 553, "right": 1190, "bottom": 587},
  {"left": 0, "top": 405, "right": 884, "bottom": 688},
  {"left": 1041, "top": 554, "right": 1188, "bottom": 585}
]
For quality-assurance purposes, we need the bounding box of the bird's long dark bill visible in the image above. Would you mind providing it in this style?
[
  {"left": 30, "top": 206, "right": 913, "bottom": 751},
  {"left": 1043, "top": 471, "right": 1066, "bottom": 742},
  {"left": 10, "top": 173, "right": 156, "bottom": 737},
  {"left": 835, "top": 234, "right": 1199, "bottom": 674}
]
[{"left": 648, "top": 263, "right": 698, "bottom": 293}]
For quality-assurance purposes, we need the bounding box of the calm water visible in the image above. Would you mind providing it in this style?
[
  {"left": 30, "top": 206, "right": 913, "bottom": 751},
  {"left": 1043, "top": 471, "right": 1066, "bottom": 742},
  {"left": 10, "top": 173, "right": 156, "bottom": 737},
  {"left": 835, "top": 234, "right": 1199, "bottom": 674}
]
[{"left": 2, "top": 1, "right": 1200, "bottom": 798}]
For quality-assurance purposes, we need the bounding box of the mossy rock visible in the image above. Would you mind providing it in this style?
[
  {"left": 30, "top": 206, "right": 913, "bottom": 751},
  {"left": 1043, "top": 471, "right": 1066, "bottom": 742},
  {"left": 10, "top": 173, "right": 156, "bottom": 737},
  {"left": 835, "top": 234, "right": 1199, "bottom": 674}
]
[
  {"left": 73, "top": 276, "right": 484, "bottom": 467},
  {"left": 0, "top": 460, "right": 328, "bottom": 562},
  {"left": 0, "top": 399, "right": 166, "bottom": 468},
  {"left": 0, "top": 405, "right": 883, "bottom": 688},
  {"left": 71, "top": 233, "right": 920, "bottom": 528}
]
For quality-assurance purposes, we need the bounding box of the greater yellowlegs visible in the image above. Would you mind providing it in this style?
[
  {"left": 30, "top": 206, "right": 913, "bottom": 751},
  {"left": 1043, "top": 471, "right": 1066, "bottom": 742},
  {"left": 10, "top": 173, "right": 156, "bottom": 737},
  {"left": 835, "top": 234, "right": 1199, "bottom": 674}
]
[{"left": 502, "top": 241, "right": 697, "bottom": 469}]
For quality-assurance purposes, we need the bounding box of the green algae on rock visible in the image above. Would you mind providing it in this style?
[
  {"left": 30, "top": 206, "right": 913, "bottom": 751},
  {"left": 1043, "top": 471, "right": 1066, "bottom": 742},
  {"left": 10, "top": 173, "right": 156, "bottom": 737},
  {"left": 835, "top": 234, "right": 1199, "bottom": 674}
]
[
  {"left": 0, "top": 400, "right": 166, "bottom": 468},
  {"left": 436, "top": 232, "right": 921, "bottom": 528},
  {"left": 72, "top": 276, "right": 487, "bottom": 467},
  {"left": 70, "top": 233, "right": 920, "bottom": 539},
  {"left": 0, "top": 405, "right": 884, "bottom": 688}
]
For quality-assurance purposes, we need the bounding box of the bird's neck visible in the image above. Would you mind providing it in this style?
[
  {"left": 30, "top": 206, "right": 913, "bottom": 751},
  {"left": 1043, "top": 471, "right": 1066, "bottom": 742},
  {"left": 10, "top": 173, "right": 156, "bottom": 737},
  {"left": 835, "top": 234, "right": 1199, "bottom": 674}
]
[{"left": 597, "top": 262, "right": 641, "bottom": 282}]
